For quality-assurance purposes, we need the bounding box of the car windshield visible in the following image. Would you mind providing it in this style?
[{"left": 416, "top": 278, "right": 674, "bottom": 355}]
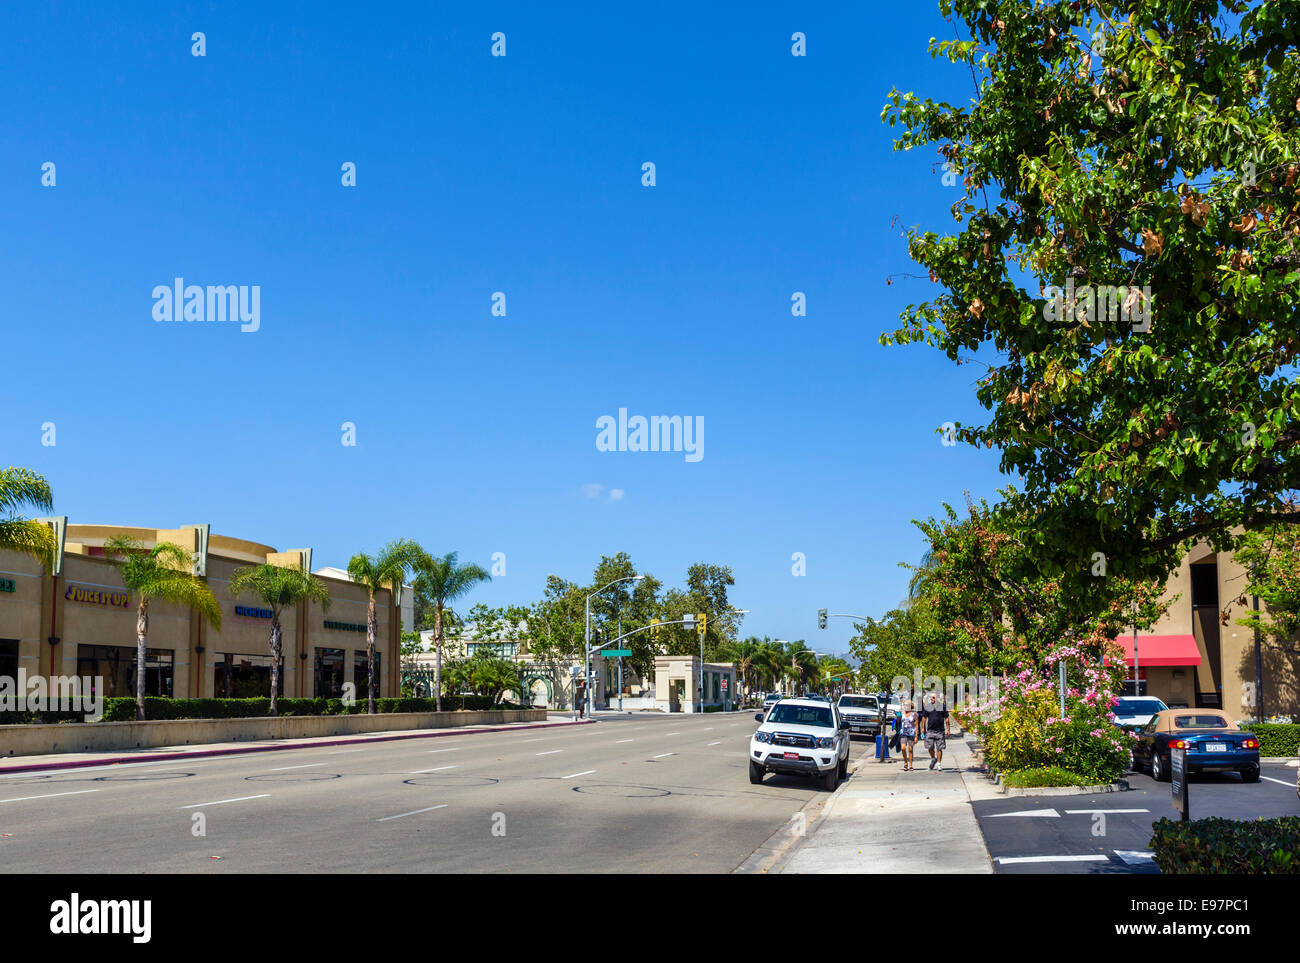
[
  {"left": 1173, "top": 714, "right": 1231, "bottom": 729},
  {"left": 1116, "top": 699, "right": 1165, "bottom": 715},
  {"left": 767, "top": 704, "right": 834, "bottom": 728},
  {"left": 839, "top": 697, "right": 876, "bottom": 709}
]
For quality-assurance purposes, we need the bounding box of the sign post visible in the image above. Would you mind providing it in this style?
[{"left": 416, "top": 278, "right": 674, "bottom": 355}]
[{"left": 1170, "top": 745, "right": 1189, "bottom": 822}]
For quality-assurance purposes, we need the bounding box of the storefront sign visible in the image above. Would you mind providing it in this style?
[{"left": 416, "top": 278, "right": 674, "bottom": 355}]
[
  {"left": 323, "top": 620, "right": 366, "bottom": 633},
  {"left": 235, "top": 605, "right": 273, "bottom": 619},
  {"left": 0, "top": 578, "right": 15, "bottom": 593},
  {"left": 64, "top": 584, "right": 130, "bottom": 608}
]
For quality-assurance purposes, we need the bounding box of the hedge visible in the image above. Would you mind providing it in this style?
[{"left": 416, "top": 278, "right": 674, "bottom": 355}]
[
  {"left": 1150, "top": 816, "right": 1300, "bottom": 874},
  {"left": 1002, "top": 766, "right": 1096, "bottom": 789},
  {"left": 1, "top": 696, "right": 528, "bottom": 725},
  {"left": 1240, "top": 722, "right": 1300, "bottom": 757}
]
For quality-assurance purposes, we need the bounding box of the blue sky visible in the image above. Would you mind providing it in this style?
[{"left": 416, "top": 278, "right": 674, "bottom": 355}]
[{"left": 2, "top": 1, "right": 1010, "bottom": 654}]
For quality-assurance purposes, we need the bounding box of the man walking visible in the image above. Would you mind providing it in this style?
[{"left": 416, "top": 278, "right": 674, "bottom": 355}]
[{"left": 920, "top": 691, "right": 950, "bottom": 770}]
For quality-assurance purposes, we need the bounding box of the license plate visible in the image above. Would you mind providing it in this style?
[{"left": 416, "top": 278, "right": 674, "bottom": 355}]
[
  {"left": 1205, "top": 743, "right": 1227, "bottom": 752},
  {"left": 783, "top": 752, "right": 799, "bottom": 759}
]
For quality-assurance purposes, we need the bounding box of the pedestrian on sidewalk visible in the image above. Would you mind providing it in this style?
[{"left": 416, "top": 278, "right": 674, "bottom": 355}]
[
  {"left": 920, "top": 691, "right": 950, "bottom": 770},
  {"left": 898, "top": 699, "right": 918, "bottom": 770}
]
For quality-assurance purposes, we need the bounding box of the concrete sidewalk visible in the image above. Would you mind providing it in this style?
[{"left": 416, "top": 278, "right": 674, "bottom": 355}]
[
  {"left": 0, "top": 715, "right": 590, "bottom": 775},
  {"left": 775, "top": 732, "right": 994, "bottom": 873}
]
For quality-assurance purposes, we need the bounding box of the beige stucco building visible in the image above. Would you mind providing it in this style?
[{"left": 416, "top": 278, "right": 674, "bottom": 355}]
[
  {"left": 0, "top": 520, "right": 402, "bottom": 702},
  {"left": 1122, "top": 540, "right": 1299, "bottom": 718}
]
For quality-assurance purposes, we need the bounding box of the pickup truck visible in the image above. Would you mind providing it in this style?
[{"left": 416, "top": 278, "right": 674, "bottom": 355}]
[{"left": 836, "top": 694, "right": 882, "bottom": 737}]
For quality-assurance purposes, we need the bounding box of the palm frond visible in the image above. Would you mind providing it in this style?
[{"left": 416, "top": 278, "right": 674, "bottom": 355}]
[
  {"left": 0, "top": 519, "right": 57, "bottom": 569},
  {"left": 0, "top": 467, "right": 54, "bottom": 516}
]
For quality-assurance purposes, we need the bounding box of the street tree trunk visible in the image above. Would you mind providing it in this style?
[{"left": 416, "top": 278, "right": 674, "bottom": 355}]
[
  {"left": 434, "top": 602, "right": 444, "bottom": 712},
  {"left": 135, "top": 599, "right": 149, "bottom": 721},
  {"left": 269, "top": 614, "right": 282, "bottom": 717},
  {"left": 366, "top": 594, "right": 377, "bottom": 714}
]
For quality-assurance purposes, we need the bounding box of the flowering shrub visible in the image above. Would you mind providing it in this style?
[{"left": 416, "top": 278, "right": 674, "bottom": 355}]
[{"left": 975, "top": 642, "right": 1132, "bottom": 783}]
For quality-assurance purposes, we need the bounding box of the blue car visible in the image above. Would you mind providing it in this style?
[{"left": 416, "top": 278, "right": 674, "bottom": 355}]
[{"left": 1132, "top": 709, "right": 1261, "bottom": 783}]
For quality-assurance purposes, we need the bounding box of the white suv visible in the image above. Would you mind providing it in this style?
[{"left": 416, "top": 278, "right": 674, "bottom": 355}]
[{"left": 749, "top": 697, "right": 851, "bottom": 790}]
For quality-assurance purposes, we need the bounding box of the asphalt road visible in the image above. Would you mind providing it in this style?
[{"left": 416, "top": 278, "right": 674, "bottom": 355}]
[
  {"left": 973, "top": 760, "right": 1300, "bottom": 874},
  {"left": 0, "top": 712, "right": 871, "bottom": 873}
]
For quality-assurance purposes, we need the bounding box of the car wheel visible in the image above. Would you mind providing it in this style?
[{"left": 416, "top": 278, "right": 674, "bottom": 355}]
[
  {"left": 838, "top": 754, "right": 848, "bottom": 779},
  {"left": 749, "top": 760, "right": 764, "bottom": 785},
  {"left": 1152, "top": 752, "right": 1169, "bottom": 782},
  {"left": 822, "top": 766, "right": 838, "bottom": 791},
  {"left": 1242, "top": 765, "right": 1260, "bottom": 784}
]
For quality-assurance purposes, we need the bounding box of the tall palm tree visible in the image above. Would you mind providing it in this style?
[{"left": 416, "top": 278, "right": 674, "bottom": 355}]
[
  {"left": 723, "top": 637, "right": 764, "bottom": 705},
  {"left": 412, "top": 551, "right": 491, "bottom": 711},
  {"left": 347, "top": 539, "right": 423, "bottom": 714},
  {"left": 228, "top": 562, "right": 331, "bottom": 716},
  {"left": 103, "top": 536, "right": 222, "bottom": 720},
  {"left": 0, "top": 467, "right": 57, "bottom": 566},
  {"left": 781, "top": 641, "right": 819, "bottom": 695}
]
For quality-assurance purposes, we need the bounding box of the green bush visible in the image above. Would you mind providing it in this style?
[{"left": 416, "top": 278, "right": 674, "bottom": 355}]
[
  {"left": 1150, "top": 816, "right": 1300, "bottom": 874},
  {"left": 1241, "top": 722, "right": 1300, "bottom": 757},
  {"left": 1002, "top": 766, "right": 1098, "bottom": 788}
]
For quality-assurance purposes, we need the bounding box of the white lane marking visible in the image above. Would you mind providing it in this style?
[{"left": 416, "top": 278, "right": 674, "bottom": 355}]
[
  {"left": 0, "top": 789, "right": 100, "bottom": 804},
  {"left": 326, "top": 749, "right": 364, "bottom": 755},
  {"left": 267, "top": 763, "right": 323, "bottom": 771},
  {"left": 653, "top": 752, "right": 675, "bottom": 759},
  {"left": 520, "top": 739, "right": 545, "bottom": 744},
  {"left": 410, "top": 766, "right": 457, "bottom": 774},
  {"left": 1261, "top": 776, "right": 1293, "bottom": 787},
  {"left": 665, "top": 732, "right": 680, "bottom": 736},
  {"left": 988, "top": 808, "right": 1060, "bottom": 818},
  {"left": 1114, "top": 850, "right": 1157, "bottom": 865},
  {"left": 995, "top": 855, "right": 1109, "bottom": 865},
  {"left": 377, "top": 804, "right": 448, "bottom": 822},
  {"left": 536, "top": 750, "right": 563, "bottom": 755},
  {"left": 561, "top": 770, "right": 596, "bottom": 779},
  {"left": 0, "top": 761, "right": 160, "bottom": 780},
  {"left": 615, "top": 739, "right": 634, "bottom": 744},
  {"left": 1064, "top": 809, "right": 1150, "bottom": 814},
  {"left": 707, "top": 741, "right": 722, "bottom": 746},
  {"left": 426, "top": 748, "right": 462, "bottom": 754},
  {"left": 703, "top": 728, "right": 713, "bottom": 731},
  {"left": 179, "top": 794, "right": 270, "bottom": 809}
]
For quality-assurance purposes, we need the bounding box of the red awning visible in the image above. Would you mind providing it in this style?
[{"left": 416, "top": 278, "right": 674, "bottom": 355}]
[{"left": 1111, "top": 634, "right": 1202, "bottom": 667}]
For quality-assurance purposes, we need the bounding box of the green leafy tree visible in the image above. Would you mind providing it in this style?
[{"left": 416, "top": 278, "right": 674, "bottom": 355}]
[
  {"left": 228, "top": 563, "right": 331, "bottom": 716},
  {"left": 1233, "top": 523, "right": 1300, "bottom": 713},
  {"left": 103, "top": 536, "right": 222, "bottom": 720},
  {"left": 412, "top": 551, "right": 491, "bottom": 711},
  {"left": 347, "top": 539, "right": 423, "bottom": 714},
  {"left": 0, "top": 467, "right": 57, "bottom": 567},
  {"left": 882, "top": 0, "right": 1300, "bottom": 587}
]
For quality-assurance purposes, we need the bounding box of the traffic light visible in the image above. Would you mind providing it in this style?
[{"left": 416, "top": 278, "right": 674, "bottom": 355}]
[
  {"left": 696, "top": 613, "right": 707, "bottom": 638},
  {"left": 818, "top": 608, "right": 828, "bottom": 630}
]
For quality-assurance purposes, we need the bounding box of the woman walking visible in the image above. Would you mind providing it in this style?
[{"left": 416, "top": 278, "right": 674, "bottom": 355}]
[{"left": 898, "top": 700, "right": 919, "bottom": 771}]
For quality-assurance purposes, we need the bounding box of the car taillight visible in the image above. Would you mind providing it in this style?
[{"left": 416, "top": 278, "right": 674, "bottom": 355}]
[
  {"left": 1169, "top": 739, "right": 1188, "bottom": 749},
  {"left": 1242, "top": 738, "right": 1260, "bottom": 749}
]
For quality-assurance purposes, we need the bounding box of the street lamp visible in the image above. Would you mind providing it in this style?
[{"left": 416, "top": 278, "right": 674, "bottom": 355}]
[{"left": 584, "top": 575, "right": 644, "bottom": 719}]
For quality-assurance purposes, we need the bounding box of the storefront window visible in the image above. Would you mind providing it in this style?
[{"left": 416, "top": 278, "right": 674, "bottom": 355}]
[
  {"left": 215, "top": 653, "right": 283, "bottom": 698},
  {"left": 0, "top": 640, "right": 18, "bottom": 684},
  {"left": 76, "top": 645, "right": 173, "bottom": 698},
  {"left": 354, "top": 651, "right": 380, "bottom": 698},
  {"left": 315, "top": 648, "right": 345, "bottom": 698}
]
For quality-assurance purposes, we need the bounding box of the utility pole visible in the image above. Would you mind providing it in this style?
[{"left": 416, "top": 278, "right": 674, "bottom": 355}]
[{"left": 1253, "top": 594, "right": 1264, "bottom": 721}]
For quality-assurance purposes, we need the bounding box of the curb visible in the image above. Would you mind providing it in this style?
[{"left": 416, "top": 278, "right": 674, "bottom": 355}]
[{"left": 0, "top": 719, "right": 594, "bottom": 775}]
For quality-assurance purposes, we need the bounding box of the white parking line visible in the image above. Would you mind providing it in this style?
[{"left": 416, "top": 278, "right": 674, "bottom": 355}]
[
  {"left": 410, "top": 766, "right": 457, "bottom": 774},
  {"left": 994, "top": 855, "right": 1109, "bottom": 865},
  {"left": 653, "top": 752, "right": 674, "bottom": 759},
  {"left": 0, "top": 789, "right": 100, "bottom": 804},
  {"left": 377, "top": 804, "right": 448, "bottom": 822},
  {"left": 178, "top": 794, "right": 269, "bottom": 809},
  {"left": 1262, "top": 776, "right": 1293, "bottom": 787},
  {"left": 536, "top": 750, "right": 563, "bottom": 756},
  {"left": 561, "top": 770, "right": 596, "bottom": 779},
  {"left": 267, "top": 763, "right": 323, "bottom": 771},
  {"left": 1063, "top": 809, "right": 1150, "bottom": 814}
]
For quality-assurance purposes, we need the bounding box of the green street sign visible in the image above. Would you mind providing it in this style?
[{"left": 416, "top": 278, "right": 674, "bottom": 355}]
[{"left": 604, "top": 649, "right": 632, "bottom": 657}]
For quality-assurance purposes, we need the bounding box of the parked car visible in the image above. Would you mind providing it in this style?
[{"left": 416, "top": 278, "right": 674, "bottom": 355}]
[
  {"left": 1132, "top": 709, "right": 1261, "bottom": 783},
  {"left": 836, "top": 694, "right": 880, "bottom": 737},
  {"left": 762, "top": 693, "right": 782, "bottom": 715},
  {"left": 749, "top": 697, "right": 851, "bottom": 790},
  {"left": 1111, "top": 696, "right": 1169, "bottom": 730}
]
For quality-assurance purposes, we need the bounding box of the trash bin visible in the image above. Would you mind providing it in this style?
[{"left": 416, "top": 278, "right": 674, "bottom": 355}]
[{"left": 875, "top": 733, "right": 890, "bottom": 760}]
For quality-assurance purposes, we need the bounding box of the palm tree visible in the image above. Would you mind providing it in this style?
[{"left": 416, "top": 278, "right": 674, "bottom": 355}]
[
  {"left": 228, "top": 563, "right": 331, "bottom": 716},
  {"left": 0, "top": 467, "right": 57, "bottom": 566},
  {"left": 103, "top": 536, "right": 222, "bottom": 720},
  {"left": 723, "top": 637, "right": 765, "bottom": 705},
  {"left": 412, "top": 551, "right": 491, "bottom": 711},
  {"left": 781, "top": 641, "right": 819, "bottom": 695},
  {"left": 347, "top": 539, "right": 423, "bottom": 714}
]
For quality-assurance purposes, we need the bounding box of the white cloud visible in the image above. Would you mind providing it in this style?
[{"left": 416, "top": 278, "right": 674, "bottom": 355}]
[
  {"left": 580, "top": 483, "right": 604, "bottom": 500},
  {"left": 608, "top": 488, "right": 625, "bottom": 502}
]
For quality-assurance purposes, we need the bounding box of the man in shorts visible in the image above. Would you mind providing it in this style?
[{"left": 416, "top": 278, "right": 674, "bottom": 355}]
[{"left": 920, "top": 692, "right": 950, "bottom": 770}]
